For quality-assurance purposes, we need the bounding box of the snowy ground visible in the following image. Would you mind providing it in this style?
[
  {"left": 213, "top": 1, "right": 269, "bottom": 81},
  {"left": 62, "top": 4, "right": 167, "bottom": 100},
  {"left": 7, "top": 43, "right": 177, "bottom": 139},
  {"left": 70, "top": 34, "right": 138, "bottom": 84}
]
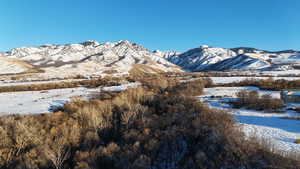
[
  {"left": 198, "top": 86, "right": 300, "bottom": 153},
  {"left": 0, "top": 82, "right": 140, "bottom": 115},
  {"left": 0, "top": 87, "right": 99, "bottom": 115},
  {"left": 210, "top": 76, "right": 300, "bottom": 84},
  {"left": 0, "top": 79, "right": 86, "bottom": 87},
  {"left": 102, "top": 82, "right": 141, "bottom": 92}
]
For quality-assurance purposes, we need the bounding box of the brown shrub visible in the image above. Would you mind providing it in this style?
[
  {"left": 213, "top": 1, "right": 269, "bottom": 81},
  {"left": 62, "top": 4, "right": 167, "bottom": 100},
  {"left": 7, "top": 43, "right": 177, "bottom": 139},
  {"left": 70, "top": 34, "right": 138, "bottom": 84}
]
[
  {"left": 217, "top": 77, "right": 300, "bottom": 91},
  {"left": 233, "top": 90, "right": 285, "bottom": 111},
  {"left": 166, "top": 78, "right": 205, "bottom": 96},
  {"left": 0, "top": 77, "right": 123, "bottom": 93}
]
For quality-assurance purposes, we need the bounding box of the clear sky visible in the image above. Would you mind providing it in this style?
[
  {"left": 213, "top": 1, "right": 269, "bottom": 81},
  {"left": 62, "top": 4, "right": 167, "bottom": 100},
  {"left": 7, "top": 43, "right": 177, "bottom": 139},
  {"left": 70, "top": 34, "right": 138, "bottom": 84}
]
[{"left": 0, "top": 0, "right": 299, "bottom": 52}]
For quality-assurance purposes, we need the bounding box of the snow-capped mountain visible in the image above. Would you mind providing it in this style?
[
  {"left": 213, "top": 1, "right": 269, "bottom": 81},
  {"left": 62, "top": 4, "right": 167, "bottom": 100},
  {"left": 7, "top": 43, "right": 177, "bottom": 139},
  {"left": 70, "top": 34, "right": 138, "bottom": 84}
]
[
  {"left": 165, "top": 45, "right": 237, "bottom": 71},
  {"left": 164, "top": 45, "right": 300, "bottom": 71},
  {"left": 1, "top": 40, "right": 300, "bottom": 79},
  {"left": 205, "top": 54, "right": 271, "bottom": 71},
  {"left": 0, "top": 57, "right": 36, "bottom": 75},
  {"left": 0, "top": 40, "right": 181, "bottom": 78}
]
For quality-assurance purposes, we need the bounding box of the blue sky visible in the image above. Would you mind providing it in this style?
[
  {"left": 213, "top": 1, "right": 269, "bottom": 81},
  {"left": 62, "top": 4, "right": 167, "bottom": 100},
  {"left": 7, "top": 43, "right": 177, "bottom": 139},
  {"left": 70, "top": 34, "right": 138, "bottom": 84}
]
[{"left": 0, "top": 0, "right": 299, "bottom": 52}]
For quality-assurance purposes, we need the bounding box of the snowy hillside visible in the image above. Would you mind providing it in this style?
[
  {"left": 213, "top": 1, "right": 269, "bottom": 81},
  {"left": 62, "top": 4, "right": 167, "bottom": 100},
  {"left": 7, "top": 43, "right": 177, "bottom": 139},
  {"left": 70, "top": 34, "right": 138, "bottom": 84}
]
[
  {"left": 164, "top": 45, "right": 300, "bottom": 71},
  {"left": 1, "top": 41, "right": 300, "bottom": 77},
  {"left": 0, "top": 40, "right": 181, "bottom": 78},
  {"left": 205, "top": 54, "right": 271, "bottom": 71},
  {"left": 165, "top": 45, "right": 237, "bottom": 71},
  {"left": 0, "top": 57, "right": 37, "bottom": 75}
]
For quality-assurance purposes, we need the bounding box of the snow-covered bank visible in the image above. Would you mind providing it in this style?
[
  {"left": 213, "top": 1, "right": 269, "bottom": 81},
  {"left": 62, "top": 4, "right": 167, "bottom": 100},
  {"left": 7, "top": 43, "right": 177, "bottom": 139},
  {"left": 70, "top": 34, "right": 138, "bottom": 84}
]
[
  {"left": 210, "top": 76, "right": 300, "bottom": 84},
  {"left": 200, "top": 86, "right": 281, "bottom": 99},
  {"left": 0, "top": 82, "right": 140, "bottom": 115},
  {"left": 0, "top": 79, "right": 86, "bottom": 87},
  {"left": 199, "top": 87, "right": 300, "bottom": 153},
  {"left": 0, "top": 87, "right": 96, "bottom": 115},
  {"left": 102, "top": 82, "right": 141, "bottom": 92}
]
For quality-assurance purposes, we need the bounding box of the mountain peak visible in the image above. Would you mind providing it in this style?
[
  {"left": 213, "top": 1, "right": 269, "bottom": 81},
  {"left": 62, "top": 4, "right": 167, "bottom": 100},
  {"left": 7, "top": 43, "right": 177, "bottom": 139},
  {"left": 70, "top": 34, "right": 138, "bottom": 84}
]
[{"left": 80, "top": 40, "right": 100, "bottom": 47}]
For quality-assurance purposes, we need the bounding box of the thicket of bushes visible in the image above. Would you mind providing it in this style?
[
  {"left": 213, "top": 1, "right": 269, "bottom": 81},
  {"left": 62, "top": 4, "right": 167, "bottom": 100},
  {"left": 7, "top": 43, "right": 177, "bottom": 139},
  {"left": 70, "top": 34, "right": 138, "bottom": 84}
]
[
  {"left": 127, "top": 73, "right": 213, "bottom": 94},
  {"left": 231, "top": 90, "right": 286, "bottom": 111},
  {"left": 0, "top": 77, "right": 123, "bottom": 93},
  {"left": 218, "top": 78, "right": 300, "bottom": 91},
  {"left": 0, "top": 77, "right": 299, "bottom": 169}
]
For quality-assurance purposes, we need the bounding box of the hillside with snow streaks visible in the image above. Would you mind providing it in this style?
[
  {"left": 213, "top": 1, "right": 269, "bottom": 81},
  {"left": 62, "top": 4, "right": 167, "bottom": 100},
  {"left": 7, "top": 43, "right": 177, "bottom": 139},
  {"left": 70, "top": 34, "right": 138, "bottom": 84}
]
[
  {"left": 0, "top": 40, "right": 181, "bottom": 77},
  {"left": 164, "top": 45, "right": 300, "bottom": 71},
  {"left": 205, "top": 54, "right": 271, "bottom": 71},
  {"left": 0, "top": 57, "right": 37, "bottom": 75},
  {"left": 1, "top": 41, "right": 300, "bottom": 77},
  {"left": 165, "top": 45, "right": 237, "bottom": 71}
]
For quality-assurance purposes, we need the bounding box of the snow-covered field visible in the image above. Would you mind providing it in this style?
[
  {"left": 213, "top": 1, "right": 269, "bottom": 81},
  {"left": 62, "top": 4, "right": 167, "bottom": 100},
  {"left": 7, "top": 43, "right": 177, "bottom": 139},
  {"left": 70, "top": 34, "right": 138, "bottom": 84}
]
[
  {"left": 0, "top": 87, "right": 97, "bottom": 115},
  {"left": 102, "top": 82, "right": 141, "bottom": 92},
  {"left": 210, "top": 76, "right": 300, "bottom": 84},
  {"left": 199, "top": 86, "right": 300, "bottom": 153},
  {"left": 0, "top": 82, "right": 140, "bottom": 115},
  {"left": 200, "top": 86, "right": 281, "bottom": 99},
  {"left": 0, "top": 79, "right": 86, "bottom": 87}
]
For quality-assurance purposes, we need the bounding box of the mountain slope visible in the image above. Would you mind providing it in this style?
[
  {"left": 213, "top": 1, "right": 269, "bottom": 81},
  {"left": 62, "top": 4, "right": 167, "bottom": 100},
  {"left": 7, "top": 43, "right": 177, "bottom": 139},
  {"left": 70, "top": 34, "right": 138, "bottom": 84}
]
[
  {"left": 205, "top": 54, "right": 271, "bottom": 71},
  {"left": 165, "top": 45, "right": 237, "bottom": 71},
  {"left": 1, "top": 41, "right": 300, "bottom": 78},
  {"left": 0, "top": 40, "right": 181, "bottom": 78},
  {"left": 164, "top": 45, "right": 300, "bottom": 71},
  {"left": 0, "top": 57, "right": 40, "bottom": 75}
]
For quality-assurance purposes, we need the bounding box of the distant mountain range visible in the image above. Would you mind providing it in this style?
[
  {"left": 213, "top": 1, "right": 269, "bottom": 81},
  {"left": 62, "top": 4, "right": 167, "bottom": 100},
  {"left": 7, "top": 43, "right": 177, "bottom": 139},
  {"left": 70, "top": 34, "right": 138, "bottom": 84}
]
[
  {"left": 0, "top": 40, "right": 299, "bottom": 78},
  {"left": 164, "top": 45, "right": 300, "bottom": 71}
]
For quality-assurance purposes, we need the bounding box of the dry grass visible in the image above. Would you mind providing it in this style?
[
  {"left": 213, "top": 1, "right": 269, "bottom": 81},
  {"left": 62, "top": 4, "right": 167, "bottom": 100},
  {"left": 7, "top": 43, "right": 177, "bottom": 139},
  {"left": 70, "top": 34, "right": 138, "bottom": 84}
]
[{"left": 129, "top": 64, "right": 164, "bottom": 78}]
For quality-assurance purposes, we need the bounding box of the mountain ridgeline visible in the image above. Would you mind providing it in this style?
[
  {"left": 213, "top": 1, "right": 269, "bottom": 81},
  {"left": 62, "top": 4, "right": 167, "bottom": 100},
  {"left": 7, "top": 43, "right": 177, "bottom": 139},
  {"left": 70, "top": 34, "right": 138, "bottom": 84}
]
[{"left": 0, "top": 41, "right": 299, "bottom": 77}]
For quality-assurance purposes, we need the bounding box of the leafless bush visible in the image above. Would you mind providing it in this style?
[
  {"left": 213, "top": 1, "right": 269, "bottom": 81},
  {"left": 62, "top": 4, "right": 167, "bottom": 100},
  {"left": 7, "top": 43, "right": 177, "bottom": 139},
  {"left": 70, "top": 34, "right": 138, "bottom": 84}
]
[
  {"left": 217, "top": 77, "right": 300, "bottom": 91},
  {"left": 0, "top": 77, "right": 123, "bottom": 93},
  {"left": 233, "top": 90, "right": 285, "bottom": 111}
]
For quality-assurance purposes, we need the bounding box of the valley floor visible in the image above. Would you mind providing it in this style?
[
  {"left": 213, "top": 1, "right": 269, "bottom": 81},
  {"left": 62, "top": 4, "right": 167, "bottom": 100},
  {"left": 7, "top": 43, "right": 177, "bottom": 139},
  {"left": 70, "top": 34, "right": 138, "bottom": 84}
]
[
  {"left": 1, "top": 76, "right": 300, "bottom": 156},
  {"left": 210, "top": 76, "right": 300, "bottom": 84},
  {"left": 199, "top": 86, "right": 300, "bottom": 154},
  {"left": 0, "top": 82, "right": 140, "bottom": 115}
]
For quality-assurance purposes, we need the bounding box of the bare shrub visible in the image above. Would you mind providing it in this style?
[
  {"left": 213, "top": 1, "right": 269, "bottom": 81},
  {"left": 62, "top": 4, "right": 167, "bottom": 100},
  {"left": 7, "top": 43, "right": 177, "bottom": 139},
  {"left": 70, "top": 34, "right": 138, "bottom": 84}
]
[
  {"left": 0, "top": 77, "right": 123, "bottom": 93},
  {"left": 75, "top": 102, "right": 112, "bottom": 132},
  {"left": 166, "top": 78, "right": 205, "bottom": 96},
  {"left": 233, "top": 90, "right": 285, "bottom": 111},
  {"left": 218, "top": 78, "right": 300, "bottom": 91},
  {"left": 44, "top": 122, "right": 80, "bottom": 169}
]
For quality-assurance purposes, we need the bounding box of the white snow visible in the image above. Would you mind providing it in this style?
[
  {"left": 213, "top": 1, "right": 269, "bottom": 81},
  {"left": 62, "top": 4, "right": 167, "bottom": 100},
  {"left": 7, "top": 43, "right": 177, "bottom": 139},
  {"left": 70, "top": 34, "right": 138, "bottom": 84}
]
[
  {"left": 241, "top": 123, "right": 300, "bottom": 154},
  {"left": 0, "top": 40, "right": 180, "bottom": 79},
  {"left": 199, "top": 86, "right": 300, "bottom": 153},
  {"left": 209, "top": 76, "right": 300, "bottom": 84},
  {"left": 200, "top": 86, "right": 281, "bottom": 99},
  {"left": 102, "top": 82, "right": 141, "bottom": 92},
  {"left": 163, "top": 45, "right": 300, "bottom": 72},
  {"left": 0, "top": 87, "right": 96, "bottom": 115},
  {"left": 166, "top": 46, "right": 236, "bottom": 71},
  {"left": 0, "top": 58, "right": 29, "bottom": 75},
  {"left": 0, "top": 82, "right": 140, "bottom": 115},
  {"left": 0, "top": 79, "right": 85, "bottom": 87}
]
